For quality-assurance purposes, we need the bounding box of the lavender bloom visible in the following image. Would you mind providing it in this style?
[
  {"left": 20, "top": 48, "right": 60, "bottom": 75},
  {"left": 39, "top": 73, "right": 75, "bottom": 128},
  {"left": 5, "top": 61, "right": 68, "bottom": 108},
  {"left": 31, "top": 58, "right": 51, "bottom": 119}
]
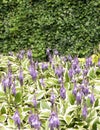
[
  {"left": 75, "top": 65, "right": 81, "bottom": 74},
  {"left": 18, "top": 68, "right": 23, "bottom": 86},
  {"left": 2, "top": 77, "right": 9, "bottom": 92},
  {"left": 27, "top": 50, "right": 32, "bottom": 59},
  {"left": 12, "top": 78, "right": 16, "bottom": 96},
  {"left": 55, "top": 66, "right": 64, "bottom": 78},
  {"left": 72, "top": 83, "right": 77, "bottom": 96},
  {"left": 86, "top": 57, "right": 92, "bottom": 67},
  {"left": 60, "top": 84, "right": 66, "bottom": 100},
  {"left": 17, "top": 50, "right": 25, "bottom": 60},
  {"left": 76, "top": 91, "right": 82, "bottom": 104},
  {"left": 82, "top": 86, "right": 89, "bottom": 96},
  {"left": 49, "top": 55, "right": 52, "bottom": 64},
  {"left": 82, "top": 105, "right": 87, "bottom": 118},
  {"left": 72, "top": 57, "right": 79, "bottom": 70},
  {"left": 7, "top": 70, "right": 12, "bottom": 88},
  {"left": 12, "top": 110, "right": 21, "bottom": 129},
  {"left": 41, "top": 63, "right": 48, "bottom": 71},
  {"left": 50, "top": 91, "right": 56, "bottom": 105},
  {"left": 39, "top": 78, "right": 45, "bottom": 87},
  {"left": 29, "top": 65, "right": 37, "bottom": 81},
  {"left": 2, "top": 71, "right": 12, "bottom": 92},
  {"left": 89, "top": 93, "right": 95, "bottom": 104},
  {"left": 53, "top": 49, "right": 58, "bottom": 55},
  {"left": 33, "top": 95, "right": 37, "bottom": 108},
  {"left": 20, "top": 50, "right": 25, "bottom": 55},
  {"left": 83, "top": 68, "right": 88, "bottom": 76},
  {"left": 49, "top": 111, "right": 60, "bottom": 130},
  {"left": 68, "top": 68, "right": 73, "bottom": 79},
  {"left": 29, "top": 113, "right": 41, "bottom": 129},
  {"left": 67, "top": 55, "right": 72, "bottom": 62},
  {"left": 58, "top": 77, "right": 63, "bottom": 84}
]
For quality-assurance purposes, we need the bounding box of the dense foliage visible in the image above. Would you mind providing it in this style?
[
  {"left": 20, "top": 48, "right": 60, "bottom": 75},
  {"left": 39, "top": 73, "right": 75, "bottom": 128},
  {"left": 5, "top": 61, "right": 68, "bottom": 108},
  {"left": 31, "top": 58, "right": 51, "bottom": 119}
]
[
  {"left": 0, "top": 50, "right": 100, "bottom": 129},
  {"left": 0, "top": 0, "right": 100, "bottom": 60}
]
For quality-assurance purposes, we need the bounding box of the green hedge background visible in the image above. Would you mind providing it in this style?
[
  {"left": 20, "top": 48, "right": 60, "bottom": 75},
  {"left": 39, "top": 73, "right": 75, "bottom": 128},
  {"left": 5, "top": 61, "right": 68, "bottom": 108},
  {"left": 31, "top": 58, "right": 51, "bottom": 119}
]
[{"left": 0, "top": 0, "right": 100, "bottom": 60}]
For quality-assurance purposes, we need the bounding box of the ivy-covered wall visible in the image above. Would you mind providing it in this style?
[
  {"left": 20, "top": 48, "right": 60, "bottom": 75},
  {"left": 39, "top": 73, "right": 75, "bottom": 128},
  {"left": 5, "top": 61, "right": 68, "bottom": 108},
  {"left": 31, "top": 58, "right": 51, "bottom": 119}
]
[{"left": 0, "top": 0, "right": 100, "bottom": 60}]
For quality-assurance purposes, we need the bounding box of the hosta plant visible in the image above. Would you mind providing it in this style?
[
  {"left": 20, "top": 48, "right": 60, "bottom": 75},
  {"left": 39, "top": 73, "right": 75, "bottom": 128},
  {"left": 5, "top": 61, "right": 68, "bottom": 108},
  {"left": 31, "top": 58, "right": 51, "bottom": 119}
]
[{"left": 0, "top": 50, "right": 100, "bottom": 130}]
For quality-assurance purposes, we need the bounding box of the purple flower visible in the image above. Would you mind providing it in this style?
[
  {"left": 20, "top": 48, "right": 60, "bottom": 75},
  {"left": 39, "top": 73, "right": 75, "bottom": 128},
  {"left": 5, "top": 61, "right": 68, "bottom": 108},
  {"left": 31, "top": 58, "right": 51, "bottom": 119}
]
[
  {"left": 72, "top": 83, "right": 77, "bottom": 96},
  {"left": 12, "top": 78, "right": 16, "bottom": 96},
  {"left": 2, "top": 77, "right": 9, "bottom": 92},
  {"left": 39, "top": 78, "right": 45, "bottom": 87},
  {"left": 49, "top": 111, "right": 60, "bottom": 129},
  {"left": 50, "top": 91, "right": 56, "bottom": 105},
  {"left": 60, "top": 84, "right": 66, "bottom": 100},
  {"left": 49, "top": 55, "right": 52, "bottom": 64},
  {"left": 72, "top": 57, "right": 79, "bottom": 70},
  {"left": 29, "top": 65, "right": 37, "bottom": 81},
  {"left": 27, "top": 50, "right": 32, "bottom": 59},
  {"left": 17, "top": 50, "right": 25, "bottom": 60},
  {"left": 18, "top": 68, "right": 23, "bottom": 86},
  {"left": 82, "top": 105, "right": 87, "bottom": 118},
  {"left": 75, "top": 65, "right": 81, "bottom": 74},
  {"left": 68, "top": 68, "right": 73, "bottom": 79},
  {"left": 55, "top": 66, "right": 64, "bottom": 78},
  {"left": 29, "top": 113, "right": 41, "bottom": 129},
  {"left": 86, "top": 57, "right": 92, "bottom": 68},
  {"left": 53, "top": 49, "right": 58, "bottom": 55},
  {"left": 12, "top": 110, "right": 21, "bottom": 129},
  {"left": 20, "top": 50, "right": 25, "bottom": 55},
  {"left": 76, "top": 91, "right": 82, "bottom": 104},
  {"left": 41, "top": 63, "right": 48, "bottom": 71},
  {"left": 83, "top": 68, "right": 88, "bottom": 76},
  {"left": 89, "top": 93, "right": 95, "bottom": 104},
  {"left": 81, "top": 82, "right": 88, "bottom": 95},
  {"left": 33, "top": 95, "right": 37, "bottom": 108},
  {"left": 67, "top": 55, "right": 72, "bottom": 62},
  {"left": 7, "top": 70, "right": 12, "bottom": 88},
  {"left": 2, "top": 72, "right": 12, "bottom": 92},
  {"left": 58, "top": 77, "right": 63, "bottom": 84}
]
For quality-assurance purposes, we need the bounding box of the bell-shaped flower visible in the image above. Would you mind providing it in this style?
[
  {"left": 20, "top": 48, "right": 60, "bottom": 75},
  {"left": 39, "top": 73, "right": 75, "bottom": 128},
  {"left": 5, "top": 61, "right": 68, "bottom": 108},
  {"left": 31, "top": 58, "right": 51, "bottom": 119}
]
[
  {"left": 82, "top": 105, "right": 87, "bottom": 118},
  {"left": 49, "top": 111, "right": 60, "bottom": 130},
  {"left": 60, "top": 84, "right": 66, "bottom": 100},
  {"left": 18, "top": 67, "right": 23, "bottom": 86},
  {"left": 89, "top": 93, "right": 95, "bottom": 104},
  {"left": 29, "top": 65, "right": 37, "bottom": 81},
  {"left": 33, "top": 95, "right": 37, "bottom": 108},
  {"left": 55, "top": 66, "right": 64, "bottom": 78},
  {"left": 12, "top": 110, "right": 21, "bottom": 130},
  {"left": 29, "top": 113, "right": 41, "bottom": 129},
  {"left": 86, "top": 57, "right": 92, "bottom": 68},
  {"left": 27, "top": 50, "right": 32, "bottom": 59},
  {"left": 50, "top": 91, "right": 56, "bottom": 105},
  {"left": 68, "top": 68, "right": 73, "bottom": 79},
  {"left": 76, "top": 91, "right": 82, "bottom": 104},
  {"left": 12, "top": 78, "right": 16, "bottom": 96},
  {"left": 41, "top": 63, "right": 48, "bottom": 71}
]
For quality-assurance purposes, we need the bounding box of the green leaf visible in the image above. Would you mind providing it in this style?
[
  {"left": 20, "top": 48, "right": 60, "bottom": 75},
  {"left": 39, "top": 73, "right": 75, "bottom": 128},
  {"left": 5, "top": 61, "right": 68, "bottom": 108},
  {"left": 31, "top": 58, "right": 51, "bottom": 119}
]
[
  {"left": 15, "top": 92, "right": 22, "bottom": 103},
  {"left": 36, "top": 90, "right": 46, "bottom": 100},
  {"left": 64, "top": 115, "right": 72, "bottom": 125},
  {"left": 0, "top": 115, "right": 7, "bottom": 122},
  {"left": 1, "top": 106, "right": 6, "bottom": 114}
]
